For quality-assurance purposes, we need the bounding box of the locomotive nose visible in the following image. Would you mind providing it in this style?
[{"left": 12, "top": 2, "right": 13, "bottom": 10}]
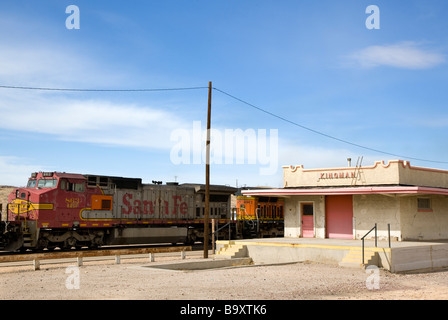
[{"left": 7, "top": 188, "right": 33, "bottom": 218}]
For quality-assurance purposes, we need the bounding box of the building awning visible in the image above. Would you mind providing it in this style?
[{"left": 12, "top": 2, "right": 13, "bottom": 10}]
[{"left": 242, "top": 186, "right": 448, "bottom": 197}]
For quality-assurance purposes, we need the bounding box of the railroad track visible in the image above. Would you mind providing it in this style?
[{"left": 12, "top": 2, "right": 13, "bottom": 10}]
[
  {"left": 0, "top": 243, "right": 211, "bottom": 271},
  {"left": 0, "top": 242, "right": 203, "bottom": 255}
]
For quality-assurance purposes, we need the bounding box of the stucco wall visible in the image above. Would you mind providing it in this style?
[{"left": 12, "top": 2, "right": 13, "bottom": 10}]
[
  {"left": 353, "top": 194, "right": 401, "bottom": 241},
  {"left": 283, "top": 160, "right": 448, "bottom": 189},
  {"left": 285, "top": 195, "right": 401, "bottom": 240},
  {"left": 284, "top": 193, "right": 448, "bottom": 241},
  {"left": 284, "top": 198, "right": 299, "bottom": 237},
  {"left": 400, "top": 195, "right": 448, "bottom": 240}
]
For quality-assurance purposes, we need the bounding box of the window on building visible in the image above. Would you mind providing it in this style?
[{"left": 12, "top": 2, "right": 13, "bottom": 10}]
[{"left": 417, "top": 198, "right": 432, "bottom": 212}]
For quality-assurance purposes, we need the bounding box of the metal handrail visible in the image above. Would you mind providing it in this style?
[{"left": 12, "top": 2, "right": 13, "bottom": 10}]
[
  {"left": 360, "top": 223, "right": 392, "bottom": 265},
  {"left": 210, "top": 220, "right": 233, "bottom": 253},
  {"left": 361, "top": 223, "right": 377, "bottom": 265},
  {"left": 211, "top": 221, "right": 231, "bottom": 236}
]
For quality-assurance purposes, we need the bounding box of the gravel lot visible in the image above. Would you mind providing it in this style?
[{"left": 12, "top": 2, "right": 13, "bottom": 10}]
[{"left": 1, "top": 254, "right": 447, "bottom": 301}]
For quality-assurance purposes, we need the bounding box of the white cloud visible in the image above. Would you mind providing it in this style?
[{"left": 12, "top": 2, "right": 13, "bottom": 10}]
[
  {"left": 347, "top": 41, "right": 445, "bottom": 69},
  {"left": 0, "top": 156, "right": 48, "bottom": 186},
  {"left": 0, "top": 40, "right": 199, "bottom": 151},
  {"left": 0, "top": 44, "right": 99, "bottom": 87},
  {"left": 0, "top": 93, "right": 188, "bottom": 149}
]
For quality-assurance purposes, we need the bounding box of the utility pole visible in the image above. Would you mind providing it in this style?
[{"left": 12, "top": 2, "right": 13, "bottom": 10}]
[{"left": 204, "top": 81, "right": 212, "bottom": 258}]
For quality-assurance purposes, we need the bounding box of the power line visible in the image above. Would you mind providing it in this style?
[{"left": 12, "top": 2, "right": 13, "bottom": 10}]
[
  {"left": 213, "top": 87, "right": 448, "bottom": 165},
  {"left": 0, "top": 83, "right": 446, "bottom": 164},
  {"left": 0, "top": 85, "right": 208, "bottom": 92}
]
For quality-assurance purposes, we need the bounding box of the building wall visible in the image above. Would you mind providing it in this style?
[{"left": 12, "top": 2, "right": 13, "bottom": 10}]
[
  {"left": 284, "top": 193, "right": 448, "bottom": 241},
  {"left": 353, "top": 194, "right": 401, "bottom": 241},
  {"left": 285, "top": 195, "right": 400, "bottom": 240},
  {"left": 400, "top": 195, "right": 448, "bottom": 240},
  {"left": 284, "top": 198, "right": 299, "bottom": 237},
  {"left": 283, "top": 160, "right": 448, "bottom": 189}
]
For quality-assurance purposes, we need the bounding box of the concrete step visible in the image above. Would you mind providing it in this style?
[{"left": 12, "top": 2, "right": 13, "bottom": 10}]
[
  {"left": 339, "top": 248, "right": 378, "bottom": 268},
  {"left": 216, "top": 243, "right": 248, "bottom": 259}
]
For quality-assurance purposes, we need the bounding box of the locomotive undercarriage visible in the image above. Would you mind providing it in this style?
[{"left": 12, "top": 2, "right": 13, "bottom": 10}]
[
  {"left": 237, "top": 220, "right": 284, "bottom": 239},
  {"left": 38, "top": 228, "right": 105, "bottom": 250},
  {"left": 0, "top": 221, "right": 223, "bottom": 251},
  {"left": 0, "top": 221, "right": 106, "bottom": 251},
  {"left": 0, "top": 221, "right": 23, "bottom": 251}
]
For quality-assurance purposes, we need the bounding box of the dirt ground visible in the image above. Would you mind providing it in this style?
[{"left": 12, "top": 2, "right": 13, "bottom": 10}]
[{"left": 0, "top": 254, "right": 447, "bottom": 301}]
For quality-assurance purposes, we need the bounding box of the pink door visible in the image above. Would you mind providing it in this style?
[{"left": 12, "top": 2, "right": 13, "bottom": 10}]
[
  {"left": 301, "top": 203, "right": 314, "bottom": 238},
  {"left": 325, "top": 195, "right": 353, "bottom": 239}
]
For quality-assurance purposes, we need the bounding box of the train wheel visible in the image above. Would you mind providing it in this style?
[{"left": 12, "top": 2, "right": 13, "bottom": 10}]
[
  {"left": 37, "top": 237, "right": 50, "bottom": 250},
  {"left": 65, "top": 237, "right": 77, "bottom": 249},
  {"left": 185, "top": 234, "right": 197, "bottom": 246}
]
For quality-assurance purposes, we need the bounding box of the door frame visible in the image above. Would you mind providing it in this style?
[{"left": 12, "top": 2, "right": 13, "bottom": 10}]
[{"left": 299, "top": 201, "right": 315, "bottom": 238}]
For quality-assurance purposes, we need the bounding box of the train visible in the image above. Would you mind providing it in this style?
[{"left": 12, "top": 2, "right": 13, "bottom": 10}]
[
  {"left": 0, "top": 171, "right": 284, "bottom": 251},
  {"left": 235, "top": 195, "right": 284, "bottom": 238}
]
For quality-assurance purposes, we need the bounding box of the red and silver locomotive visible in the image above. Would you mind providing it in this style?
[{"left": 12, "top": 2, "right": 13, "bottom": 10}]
[{"left": 0, "top": 172, "right": 236, "bottom": 251}]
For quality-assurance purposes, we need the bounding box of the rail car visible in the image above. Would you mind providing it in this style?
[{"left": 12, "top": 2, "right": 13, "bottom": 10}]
[
  {"left": 0, "top": 172, "right": 236, "bottom": 251},
  {"left": 235, "top": 195, "right": 284, "bottom": 238}
]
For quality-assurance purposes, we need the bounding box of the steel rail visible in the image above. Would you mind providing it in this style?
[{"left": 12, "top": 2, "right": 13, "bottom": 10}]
[{"left": 0, "top": 246, "right": 191, "bottom": 263}]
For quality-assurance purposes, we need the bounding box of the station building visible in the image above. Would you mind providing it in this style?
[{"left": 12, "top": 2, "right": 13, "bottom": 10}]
[{"left": 242, "top": 160, "right": 448, "bottom": 242}]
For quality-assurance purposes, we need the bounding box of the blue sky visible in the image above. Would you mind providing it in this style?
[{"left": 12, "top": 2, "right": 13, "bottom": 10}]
[{"left": 0, "top": 0, "right": 447, "bottom": 187}]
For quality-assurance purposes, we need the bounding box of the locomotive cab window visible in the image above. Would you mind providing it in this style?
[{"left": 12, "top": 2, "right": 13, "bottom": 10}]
[
  {"left": 37, "top": 179, "right": 57, "bottom": 188},
  {"left": 27, "top": 179, "right": 37, "bottom": 188},
  {"left": 74, "top": 183, "right": 85, "bottom": 192},
  {"left": 60, "top": 180, "right": 85, "bottom": 192}
]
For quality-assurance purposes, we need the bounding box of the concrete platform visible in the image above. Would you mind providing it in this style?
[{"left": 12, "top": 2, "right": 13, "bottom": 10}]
[{"left": 216, "top": 238, "right": 448, "bottom": 273}]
